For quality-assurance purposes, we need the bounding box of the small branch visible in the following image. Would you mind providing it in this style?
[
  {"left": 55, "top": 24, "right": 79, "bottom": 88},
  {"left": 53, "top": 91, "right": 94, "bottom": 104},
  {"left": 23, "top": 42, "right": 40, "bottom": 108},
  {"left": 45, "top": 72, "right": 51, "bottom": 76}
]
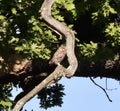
[
  {"left": 90, "top": 77, "right": 112, "bottom": 102},
  {"left": 105, "top": 78, "right": 117, "bottom": 90}
]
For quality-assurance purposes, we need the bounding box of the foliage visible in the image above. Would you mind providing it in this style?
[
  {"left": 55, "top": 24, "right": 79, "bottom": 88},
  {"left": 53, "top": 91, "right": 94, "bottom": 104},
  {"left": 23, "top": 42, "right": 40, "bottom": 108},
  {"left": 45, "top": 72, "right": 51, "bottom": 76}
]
[
  {"left": 0, "top": 0, "right": 120, "bottom": 110},
  {"left": 0, "top": 83, "right": 13, "bottom": 110},
  {"left": 78, "top": 41, "right": 98, "bottom": 58},
  {"left": 37, "top": 83, "right": 65, "bottom": 109},
  {"left": 74, "top": 0, "right": 120, "bottom": 63},
  {"left": 0, "top": 0, "right": 56, "bottom": 59},
  {"left": 105, "top": 23, "right": 120, "bottom": 46}
]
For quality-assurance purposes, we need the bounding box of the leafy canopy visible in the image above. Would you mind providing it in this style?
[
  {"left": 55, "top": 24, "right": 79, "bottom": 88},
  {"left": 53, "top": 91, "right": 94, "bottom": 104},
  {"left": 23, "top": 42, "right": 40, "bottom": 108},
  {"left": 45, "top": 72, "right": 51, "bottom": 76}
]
[{"left": 0, "top": 0, "right": 120, "bottom": 110}]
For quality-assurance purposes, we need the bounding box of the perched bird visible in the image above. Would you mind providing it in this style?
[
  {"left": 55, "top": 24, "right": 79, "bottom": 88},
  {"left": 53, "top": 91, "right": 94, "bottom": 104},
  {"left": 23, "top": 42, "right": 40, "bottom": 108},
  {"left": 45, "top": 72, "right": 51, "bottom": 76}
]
[{"left": 49, "top": 45, "right": 66, "bottom": 66}]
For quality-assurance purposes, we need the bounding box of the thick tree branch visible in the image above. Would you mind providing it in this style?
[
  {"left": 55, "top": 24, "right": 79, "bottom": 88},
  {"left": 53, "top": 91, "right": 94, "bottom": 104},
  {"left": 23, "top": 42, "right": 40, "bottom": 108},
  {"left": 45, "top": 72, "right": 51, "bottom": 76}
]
[
  {"left": 11, "top": 65, "right": 67, "bottom": 111},
  {"left": 1, "top": 57, "right": 120, "bottom": 84},
  {"left": 40, "top": 0, "right": 78, "bottom": 77},
  {"left": 11, "top": 45, "right": 66, "bottom": 110}
]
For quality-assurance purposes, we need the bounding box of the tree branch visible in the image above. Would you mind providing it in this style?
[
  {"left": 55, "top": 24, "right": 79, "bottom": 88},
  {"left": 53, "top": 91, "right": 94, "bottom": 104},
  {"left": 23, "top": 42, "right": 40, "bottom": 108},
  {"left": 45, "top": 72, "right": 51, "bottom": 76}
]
[
  {"left": 40, "top": 0, "right": 78, "bottom": 77},
  {"left": 11, "top": 0, "right": 78, "bottom": 110},
  {"left": 90, "top": 77, "right": 112, "bottom": 102},
  {"left": 11, "top": 65, "right": 67, "bottom": 111}
]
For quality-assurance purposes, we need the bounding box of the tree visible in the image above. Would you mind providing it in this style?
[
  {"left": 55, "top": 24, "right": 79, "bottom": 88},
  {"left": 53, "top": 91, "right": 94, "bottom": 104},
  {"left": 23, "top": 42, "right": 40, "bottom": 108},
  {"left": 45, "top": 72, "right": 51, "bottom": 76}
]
[{"left": 0, "top": 0, "right": 120, "bottom": 110}]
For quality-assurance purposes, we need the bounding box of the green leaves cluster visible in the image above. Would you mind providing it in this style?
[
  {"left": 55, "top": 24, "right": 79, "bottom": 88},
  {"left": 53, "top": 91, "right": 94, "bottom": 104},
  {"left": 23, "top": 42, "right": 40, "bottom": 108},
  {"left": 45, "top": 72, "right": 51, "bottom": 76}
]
[
  {"left": 55, "top": 0, "right": 76, "bottom": 18},
  {"left": 0, "top": 83, "right": 13, "bottom": 110},
  {"left": 0, "top": 0, "right": 56, "bottom": 59},
  {"left": 105, "top": 23, "right": 120, "bottom": 46},
  {"left": 92, "top": 0, "right": 117, "bottom": 20},
  {"left": 75, "top": 0, "right": 120, "bottom": 62},
  {"left": 78, "top": 41, "right": 98, "bottom": 58},
  {"left": 37, "top": 83, "right": 65, "bottom": 109}
]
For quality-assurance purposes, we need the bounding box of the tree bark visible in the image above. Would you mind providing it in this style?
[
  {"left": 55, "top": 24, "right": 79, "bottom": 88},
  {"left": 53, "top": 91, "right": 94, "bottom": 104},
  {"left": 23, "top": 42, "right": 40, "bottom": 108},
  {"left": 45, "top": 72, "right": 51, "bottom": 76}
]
[{"left": 40, "top": 0, "right": 78, "bottom": 77}]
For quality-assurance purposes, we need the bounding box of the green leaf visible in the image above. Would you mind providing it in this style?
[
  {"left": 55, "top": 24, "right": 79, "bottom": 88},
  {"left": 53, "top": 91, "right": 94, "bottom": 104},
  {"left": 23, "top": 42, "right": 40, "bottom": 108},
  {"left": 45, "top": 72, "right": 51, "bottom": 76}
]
[
  {"left": 11, "top": 8, "right": 17, "bottom": 15},
  {"left": 0, "top": 15, "right": 6, "bottom": 20}
]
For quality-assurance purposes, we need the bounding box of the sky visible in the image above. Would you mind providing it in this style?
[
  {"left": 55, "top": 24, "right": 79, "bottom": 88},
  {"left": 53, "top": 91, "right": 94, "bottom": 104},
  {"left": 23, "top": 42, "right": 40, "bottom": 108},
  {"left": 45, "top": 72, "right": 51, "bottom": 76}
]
[{"left": 12, "top": 77, "right": 120, "bottom": 111}]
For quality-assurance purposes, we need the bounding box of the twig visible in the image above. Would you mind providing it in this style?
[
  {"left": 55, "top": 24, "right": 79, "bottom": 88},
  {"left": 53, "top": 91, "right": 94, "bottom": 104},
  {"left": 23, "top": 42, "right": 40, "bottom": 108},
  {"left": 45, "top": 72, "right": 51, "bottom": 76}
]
[
  {"left": 105, "top": 78, "right": 117, "bottom": 90},
  {"left": 90, "top": 77, "right": 112, "bottom": 102}
]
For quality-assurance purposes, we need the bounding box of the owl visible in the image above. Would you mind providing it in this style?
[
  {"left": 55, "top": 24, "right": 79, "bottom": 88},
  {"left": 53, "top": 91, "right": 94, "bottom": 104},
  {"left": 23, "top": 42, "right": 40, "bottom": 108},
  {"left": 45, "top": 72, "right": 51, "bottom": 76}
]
[{"left": 49, "top": 45, "right": 66, "bottom": 66}]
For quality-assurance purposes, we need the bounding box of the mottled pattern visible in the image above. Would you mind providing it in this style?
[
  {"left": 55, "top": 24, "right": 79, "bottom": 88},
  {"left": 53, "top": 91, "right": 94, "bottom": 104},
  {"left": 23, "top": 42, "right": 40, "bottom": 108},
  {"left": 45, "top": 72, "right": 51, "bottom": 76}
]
[{"left": 49, "top": 45, "right": 66, "bottom": 65}]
